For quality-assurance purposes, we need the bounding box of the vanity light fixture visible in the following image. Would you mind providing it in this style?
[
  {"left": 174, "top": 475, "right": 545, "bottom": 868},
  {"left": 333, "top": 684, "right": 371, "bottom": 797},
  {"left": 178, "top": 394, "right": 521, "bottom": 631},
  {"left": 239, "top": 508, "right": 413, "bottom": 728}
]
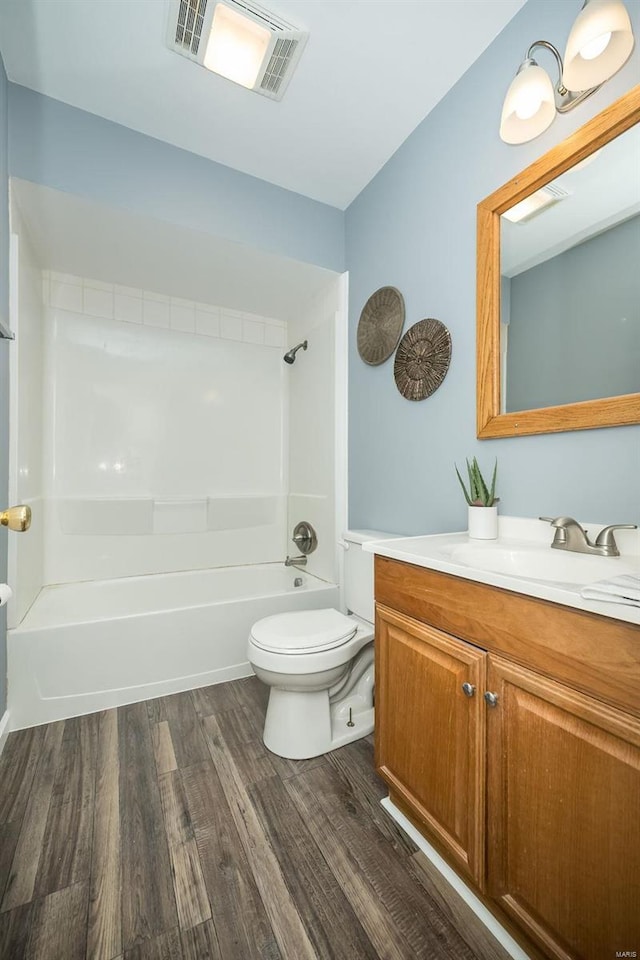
[
  {"left": 168, "top": 0, "right": 308, "bottom": 100},
  {"left": 500, "top": 0, "right": 635, "bottom": 144}
]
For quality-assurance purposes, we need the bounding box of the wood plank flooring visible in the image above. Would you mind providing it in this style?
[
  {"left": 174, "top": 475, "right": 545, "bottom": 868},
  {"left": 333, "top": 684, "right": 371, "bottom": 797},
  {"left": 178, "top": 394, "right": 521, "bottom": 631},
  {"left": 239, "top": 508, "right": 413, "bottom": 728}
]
[{"left": 0, "top": 676, "right": 512, "bottom": 960}]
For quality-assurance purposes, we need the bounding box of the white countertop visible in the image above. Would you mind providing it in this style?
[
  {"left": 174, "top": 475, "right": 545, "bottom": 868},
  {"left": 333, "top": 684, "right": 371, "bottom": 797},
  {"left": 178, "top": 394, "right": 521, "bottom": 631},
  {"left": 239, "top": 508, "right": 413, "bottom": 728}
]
[{"left": 364, "top": 516, "right": 640, "bottom": 627}]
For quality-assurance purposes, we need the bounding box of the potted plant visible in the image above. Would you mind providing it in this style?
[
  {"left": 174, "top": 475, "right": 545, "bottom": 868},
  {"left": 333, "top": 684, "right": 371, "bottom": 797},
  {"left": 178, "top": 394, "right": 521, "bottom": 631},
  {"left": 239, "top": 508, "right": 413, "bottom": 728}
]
[{"left": 455, "top": 457, "right": 499, "bottom": 540}]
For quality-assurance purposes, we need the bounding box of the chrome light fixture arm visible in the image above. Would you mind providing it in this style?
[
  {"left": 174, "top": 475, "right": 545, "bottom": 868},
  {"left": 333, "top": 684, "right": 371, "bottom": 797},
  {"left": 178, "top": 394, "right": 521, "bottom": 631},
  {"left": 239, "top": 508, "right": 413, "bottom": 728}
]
[{"left": 526, "top": 39, "right": 601, "bottom": 114}]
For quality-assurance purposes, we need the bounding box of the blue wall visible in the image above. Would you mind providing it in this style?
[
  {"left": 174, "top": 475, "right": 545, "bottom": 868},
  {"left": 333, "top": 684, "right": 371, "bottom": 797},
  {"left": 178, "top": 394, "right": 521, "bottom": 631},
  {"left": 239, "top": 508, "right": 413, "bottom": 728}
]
[
  {"left": 346, "top": 0, "right": 640, "bottom": 535},
  {"left": 8, "top": 84, "right": 344, "bottom": 273},
  {"left": 507, "top": 215, "right": 640, "bottom": 411},
  {"left": 0, "top": 51, "right": 9, "bottom": 717}
]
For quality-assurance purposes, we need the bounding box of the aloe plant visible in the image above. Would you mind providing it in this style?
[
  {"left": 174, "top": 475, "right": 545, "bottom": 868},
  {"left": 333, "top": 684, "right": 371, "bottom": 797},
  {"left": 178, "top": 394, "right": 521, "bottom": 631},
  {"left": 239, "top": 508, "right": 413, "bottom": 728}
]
[{"left": 455, "top": 457, "right": 498, "bottom": 507}]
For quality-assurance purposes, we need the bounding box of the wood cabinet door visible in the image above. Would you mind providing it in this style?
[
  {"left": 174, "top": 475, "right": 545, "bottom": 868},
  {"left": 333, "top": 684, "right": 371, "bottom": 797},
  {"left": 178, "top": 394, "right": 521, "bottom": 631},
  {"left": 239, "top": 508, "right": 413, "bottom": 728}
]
[
  {"left": 486, "top": 655, "right": 640, "bottom": 960},
  {"left": 375, "top": 605, "right": 486, "bottom": 885}
]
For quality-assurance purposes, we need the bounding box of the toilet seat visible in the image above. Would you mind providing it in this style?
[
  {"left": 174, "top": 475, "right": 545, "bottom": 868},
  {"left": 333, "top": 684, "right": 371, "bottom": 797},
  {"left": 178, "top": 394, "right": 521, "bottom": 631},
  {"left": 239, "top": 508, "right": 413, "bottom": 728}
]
[{"left": 250, "top": 608, "right": 357, "bottom": 654}]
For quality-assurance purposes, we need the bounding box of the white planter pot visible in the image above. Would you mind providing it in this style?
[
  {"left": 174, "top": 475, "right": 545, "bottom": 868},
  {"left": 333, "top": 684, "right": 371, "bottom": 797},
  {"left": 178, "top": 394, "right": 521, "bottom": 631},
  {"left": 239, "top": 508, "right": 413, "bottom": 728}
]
[{"left": 468, "top": 505, "right": 498, "bottom": 540}]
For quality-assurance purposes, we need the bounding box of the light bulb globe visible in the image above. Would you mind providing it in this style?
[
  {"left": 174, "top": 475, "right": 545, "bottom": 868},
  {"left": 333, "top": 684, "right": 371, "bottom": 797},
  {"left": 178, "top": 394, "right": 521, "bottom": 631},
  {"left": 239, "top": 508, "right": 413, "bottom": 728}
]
[
  {"left": 500, "top": 61, "right": 556, "bottom": 144},
  {"left": 563, "top": 0, "right": 634, "bottom": 91}
]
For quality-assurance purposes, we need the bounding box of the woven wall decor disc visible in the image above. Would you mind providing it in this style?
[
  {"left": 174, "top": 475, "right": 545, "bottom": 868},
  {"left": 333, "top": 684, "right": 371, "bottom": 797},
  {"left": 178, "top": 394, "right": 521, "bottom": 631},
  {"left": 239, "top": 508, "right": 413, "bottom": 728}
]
[
  {"left": 394, "top": 318, "right": 452, "bottom": 401},
  {"left": 357, "top": 286, "right": 405, "bottom": 365}
]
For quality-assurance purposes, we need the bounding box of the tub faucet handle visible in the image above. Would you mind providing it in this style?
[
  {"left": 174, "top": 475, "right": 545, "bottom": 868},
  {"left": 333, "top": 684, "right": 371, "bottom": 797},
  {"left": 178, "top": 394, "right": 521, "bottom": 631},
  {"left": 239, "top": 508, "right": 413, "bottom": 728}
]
[{"left": 291, "top": 521, "right": 317, "bottom": 555}]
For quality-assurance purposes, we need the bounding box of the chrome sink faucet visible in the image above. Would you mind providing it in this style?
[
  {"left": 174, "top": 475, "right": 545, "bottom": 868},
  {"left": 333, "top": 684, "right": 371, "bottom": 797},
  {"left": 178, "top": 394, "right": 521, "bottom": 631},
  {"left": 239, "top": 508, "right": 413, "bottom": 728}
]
[{"left": 539, "top": 516, "right": 637, "bottom": 558}]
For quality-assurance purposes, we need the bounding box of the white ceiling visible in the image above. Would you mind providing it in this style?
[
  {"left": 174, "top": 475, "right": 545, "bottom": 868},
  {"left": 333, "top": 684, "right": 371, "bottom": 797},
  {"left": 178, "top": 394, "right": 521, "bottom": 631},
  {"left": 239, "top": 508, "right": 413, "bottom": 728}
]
[
  {"left": 12, "top": 179, "right": 337, "bottom": 320},
  {"left": 0, "top": 0, "right": 525, "bottom": 209}
]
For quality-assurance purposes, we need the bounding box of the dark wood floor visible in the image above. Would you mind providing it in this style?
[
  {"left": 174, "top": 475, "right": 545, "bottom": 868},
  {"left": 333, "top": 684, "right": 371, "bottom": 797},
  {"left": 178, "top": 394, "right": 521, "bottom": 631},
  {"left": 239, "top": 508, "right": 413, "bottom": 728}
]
[{"left": 0, "top": 676, "right": 511, "bottom": 960}]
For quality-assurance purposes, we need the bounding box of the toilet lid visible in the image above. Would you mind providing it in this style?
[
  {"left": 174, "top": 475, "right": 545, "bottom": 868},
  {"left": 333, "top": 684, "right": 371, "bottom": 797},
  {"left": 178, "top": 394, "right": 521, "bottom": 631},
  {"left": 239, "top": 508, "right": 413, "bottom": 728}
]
[{"left": 250, "top": 608, "right": 358, "bottom": 654}]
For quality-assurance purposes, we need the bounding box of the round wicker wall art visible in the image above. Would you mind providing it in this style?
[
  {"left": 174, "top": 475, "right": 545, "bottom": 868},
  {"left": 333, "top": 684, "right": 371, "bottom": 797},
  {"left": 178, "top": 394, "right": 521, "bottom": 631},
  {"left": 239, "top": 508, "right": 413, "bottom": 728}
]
[
  {"left": 394, "top": 318, "right": 452, "bottom": 401},
  {"left": 357, "top": 286, "right": 405, "bottom": 365}
]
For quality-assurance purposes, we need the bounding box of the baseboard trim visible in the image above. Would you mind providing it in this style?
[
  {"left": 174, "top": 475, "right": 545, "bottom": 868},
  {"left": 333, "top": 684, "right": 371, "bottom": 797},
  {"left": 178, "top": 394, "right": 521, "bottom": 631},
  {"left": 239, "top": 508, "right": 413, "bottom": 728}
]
[
  {"left": 0, "top": 710, "right": 11, "bottom": 757},
  {"left": 380, "top": 796, "right": 531, "bottom": 960}
]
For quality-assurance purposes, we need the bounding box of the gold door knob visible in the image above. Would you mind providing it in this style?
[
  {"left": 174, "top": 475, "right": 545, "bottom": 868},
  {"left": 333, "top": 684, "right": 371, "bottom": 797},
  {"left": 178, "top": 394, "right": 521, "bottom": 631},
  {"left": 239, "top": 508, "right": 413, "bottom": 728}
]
[{"left": 0, "top": 505, "right": 32, "bottom": 532}]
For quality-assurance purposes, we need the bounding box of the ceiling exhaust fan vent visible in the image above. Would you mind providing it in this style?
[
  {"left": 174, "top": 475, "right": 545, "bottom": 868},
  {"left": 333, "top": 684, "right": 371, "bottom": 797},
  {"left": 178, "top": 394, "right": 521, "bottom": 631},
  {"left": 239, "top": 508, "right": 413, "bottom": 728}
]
[
  {"left": 543, "top": 184, "right": 571, "bottom": 201},
  {"left": 174, "top": 0, "right": 209, "bottom": 57},
  {"left": 260, "top": 37, "right": 299, "bottom": 95},
  {"left": 227, "top": 0, "right": 293, "bottom": 32},
  {"left": 168, "top": 0, "right": 308, "bottom": 100}
]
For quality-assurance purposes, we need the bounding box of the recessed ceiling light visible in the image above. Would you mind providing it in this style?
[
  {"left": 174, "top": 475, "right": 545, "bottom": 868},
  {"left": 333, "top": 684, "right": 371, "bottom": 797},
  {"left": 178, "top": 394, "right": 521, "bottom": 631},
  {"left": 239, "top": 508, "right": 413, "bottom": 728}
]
[{"left": 168, "top": 0, "right": 309, "bottom": 101}]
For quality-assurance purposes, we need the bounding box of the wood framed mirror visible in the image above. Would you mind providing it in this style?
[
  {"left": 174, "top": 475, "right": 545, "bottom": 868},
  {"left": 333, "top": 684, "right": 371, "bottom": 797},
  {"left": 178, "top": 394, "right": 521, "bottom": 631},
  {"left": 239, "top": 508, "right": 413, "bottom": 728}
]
[{"left": 477, "top": 84, "right": 640, "bottom": 438}]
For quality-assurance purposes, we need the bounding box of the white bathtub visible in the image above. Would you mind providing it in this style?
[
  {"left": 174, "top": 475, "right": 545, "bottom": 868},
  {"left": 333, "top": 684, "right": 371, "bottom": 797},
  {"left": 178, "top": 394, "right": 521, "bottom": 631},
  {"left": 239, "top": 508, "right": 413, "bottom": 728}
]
[{"left": 8, "top": 564, "right": 339, "bottom": 729}]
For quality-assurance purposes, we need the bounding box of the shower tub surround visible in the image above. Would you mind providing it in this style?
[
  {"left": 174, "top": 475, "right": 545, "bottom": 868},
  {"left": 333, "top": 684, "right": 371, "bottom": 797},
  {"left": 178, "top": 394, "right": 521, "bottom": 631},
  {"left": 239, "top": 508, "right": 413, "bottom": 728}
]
[
  {"left": 42, "top": 272, "right": 289, "bottom": 579},
  {"left": 9, "top": 269, "right": 292, "bottom": 623},
  {"left": 7, "top": 253, "right": 342, "bottom": 732},
  {"left": 8, "top": 564, "right": 339, "bottom": 728}
]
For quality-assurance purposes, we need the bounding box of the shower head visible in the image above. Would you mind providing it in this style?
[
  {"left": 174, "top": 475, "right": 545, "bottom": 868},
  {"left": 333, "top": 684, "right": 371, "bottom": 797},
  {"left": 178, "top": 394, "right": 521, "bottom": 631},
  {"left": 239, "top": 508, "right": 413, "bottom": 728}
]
[{"left": 283, "top": 340, "right": 308, "bottom": 364}]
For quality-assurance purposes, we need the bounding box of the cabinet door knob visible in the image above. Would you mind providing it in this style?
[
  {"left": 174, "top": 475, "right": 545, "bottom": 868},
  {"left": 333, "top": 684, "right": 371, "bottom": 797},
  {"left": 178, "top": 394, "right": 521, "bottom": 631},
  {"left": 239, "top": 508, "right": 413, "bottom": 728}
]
[
  {"left": 462, "top": 682, "right": 476, "bottom": 697},
  {"left": 484, "top": 691, "right": 499, "bottom": 707}
]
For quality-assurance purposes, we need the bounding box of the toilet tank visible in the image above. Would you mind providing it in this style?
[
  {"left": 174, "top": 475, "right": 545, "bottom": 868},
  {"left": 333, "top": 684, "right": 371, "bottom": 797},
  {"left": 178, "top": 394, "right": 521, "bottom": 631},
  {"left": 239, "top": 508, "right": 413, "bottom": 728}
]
[{"left": 342, "top": 530, "right": 399, "bottom": 623}]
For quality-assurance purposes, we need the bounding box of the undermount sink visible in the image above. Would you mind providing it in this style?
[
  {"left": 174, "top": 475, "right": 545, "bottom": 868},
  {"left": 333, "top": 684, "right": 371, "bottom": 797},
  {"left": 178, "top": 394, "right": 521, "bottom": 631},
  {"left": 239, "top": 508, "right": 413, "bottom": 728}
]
[{"left": 450, "top": 542, "right": 638, "bottom": 586}]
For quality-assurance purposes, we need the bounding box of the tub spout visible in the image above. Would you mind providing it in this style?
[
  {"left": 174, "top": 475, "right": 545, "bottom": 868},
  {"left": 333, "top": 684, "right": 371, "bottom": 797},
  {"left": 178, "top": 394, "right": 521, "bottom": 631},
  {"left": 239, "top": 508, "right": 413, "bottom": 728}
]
[{"left": 285, "top": 555, "right": 307, "bottom": 567}]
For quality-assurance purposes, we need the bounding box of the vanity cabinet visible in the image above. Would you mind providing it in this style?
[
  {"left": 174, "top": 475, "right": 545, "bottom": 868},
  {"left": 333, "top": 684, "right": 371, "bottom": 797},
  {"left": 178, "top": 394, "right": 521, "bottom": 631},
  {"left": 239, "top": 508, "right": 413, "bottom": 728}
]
[
  {"left": 374, "top": 556, "right": 640, "bottom": 960},
  {"left": 486, "top": 656, "right": 640, "bottom": 960},
  {"left": 376, "top": 607, "right": 486, "bottom": 886}
]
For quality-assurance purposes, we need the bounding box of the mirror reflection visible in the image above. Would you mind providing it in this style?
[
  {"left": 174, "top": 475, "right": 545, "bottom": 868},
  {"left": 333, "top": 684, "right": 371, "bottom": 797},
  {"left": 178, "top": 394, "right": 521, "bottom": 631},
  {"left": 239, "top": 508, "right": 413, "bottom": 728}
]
[{"left": 500, "top": 123, "right": 640, "bottom": 413}]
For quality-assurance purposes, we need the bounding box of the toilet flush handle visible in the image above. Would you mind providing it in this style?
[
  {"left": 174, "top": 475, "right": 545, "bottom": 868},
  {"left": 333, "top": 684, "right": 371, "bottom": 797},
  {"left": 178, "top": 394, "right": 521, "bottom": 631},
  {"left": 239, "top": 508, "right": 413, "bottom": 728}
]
[{"left": 337, "top": 539, "right": 350, "bottom": 551}]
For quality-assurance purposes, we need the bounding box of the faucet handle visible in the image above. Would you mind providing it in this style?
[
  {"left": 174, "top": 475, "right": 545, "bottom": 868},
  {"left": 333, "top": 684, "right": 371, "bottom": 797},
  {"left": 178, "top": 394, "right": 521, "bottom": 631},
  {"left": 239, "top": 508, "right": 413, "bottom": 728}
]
[
  {"left": 539, "top": 516, "right": 587, "bottom": 548},
  {"left": 539, "top": 516, "right": 580, "bottom": 527},
  {"left": 539, "top": 516, "right": 580, "bottom": 541},
  {"left": 594, "top": 524, "right": 637, "bottom": 551}
]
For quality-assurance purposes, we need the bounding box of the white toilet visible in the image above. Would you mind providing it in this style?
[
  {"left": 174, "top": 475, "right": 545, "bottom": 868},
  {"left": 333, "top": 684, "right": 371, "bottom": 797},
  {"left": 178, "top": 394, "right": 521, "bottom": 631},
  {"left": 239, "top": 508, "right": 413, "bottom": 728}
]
[{"left": 247, "top": 530, "right": 396, "bottom": 760}]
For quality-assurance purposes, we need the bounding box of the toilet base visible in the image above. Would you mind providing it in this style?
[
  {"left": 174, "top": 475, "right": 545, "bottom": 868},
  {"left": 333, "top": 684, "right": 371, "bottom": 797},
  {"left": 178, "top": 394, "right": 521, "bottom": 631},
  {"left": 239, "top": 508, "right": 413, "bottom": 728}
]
[
  {"left": 262, "top": 648, "right": 375, "bottom": 760},
  {"left": 263, "top": 687, "right": 374, "bottom": 759}
]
